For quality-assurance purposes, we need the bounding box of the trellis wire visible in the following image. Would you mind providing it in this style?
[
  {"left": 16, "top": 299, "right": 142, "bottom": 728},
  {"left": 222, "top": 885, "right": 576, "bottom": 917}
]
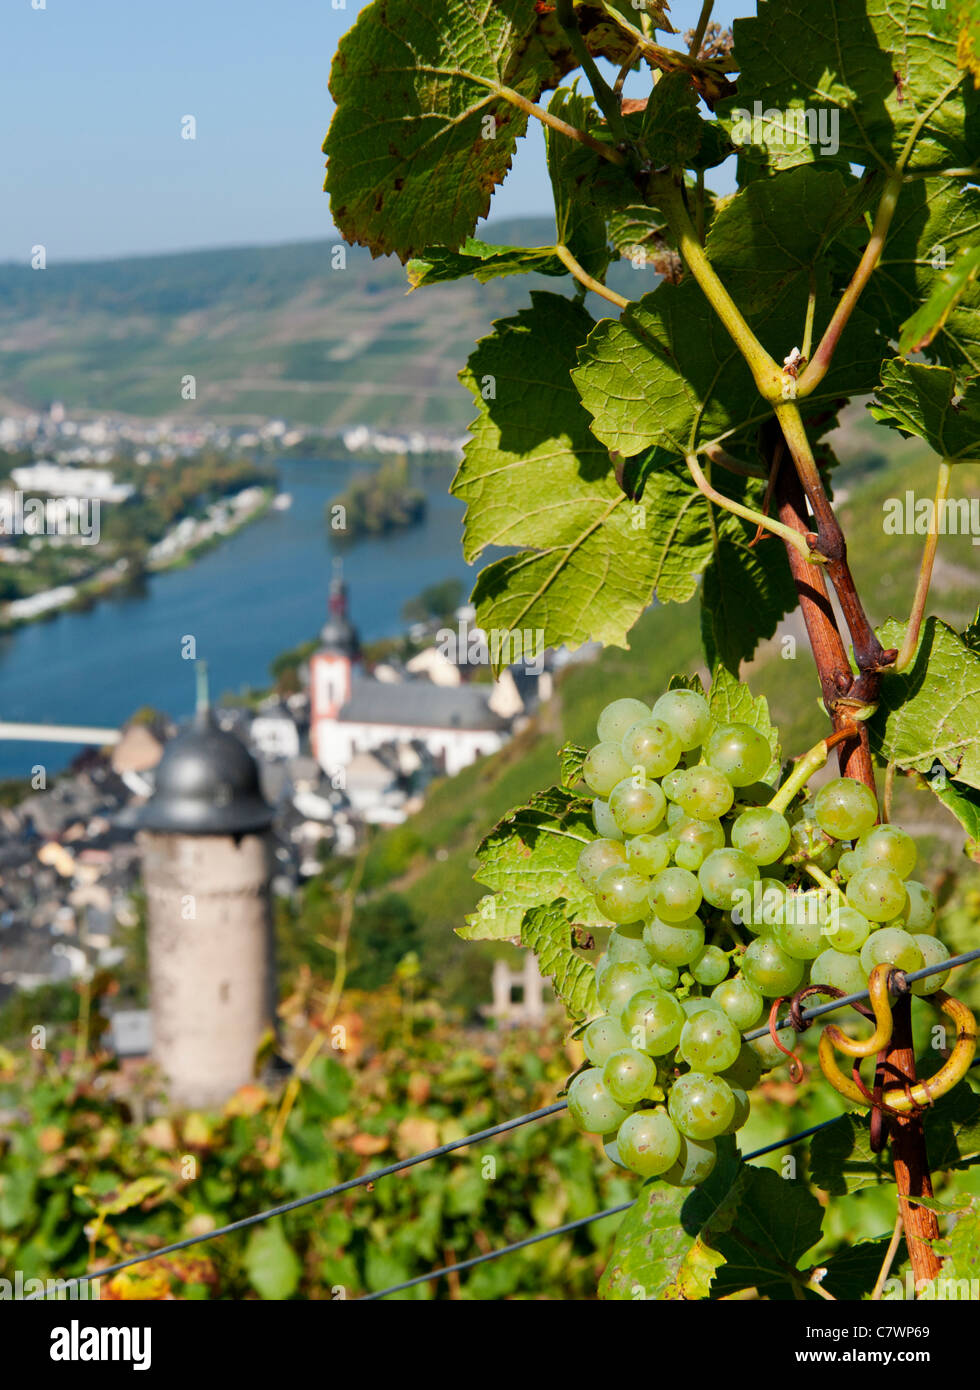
[
  {"left": 358, "top": 1121, "right": 864, "bottom": 1299},
  {"left": 25, "top": 947, "right": 980, "bottom": 1298}
]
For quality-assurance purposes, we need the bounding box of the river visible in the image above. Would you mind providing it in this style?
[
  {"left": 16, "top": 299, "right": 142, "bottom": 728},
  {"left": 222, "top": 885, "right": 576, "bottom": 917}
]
[{"left": 0, "top": 458, "right": 472, "bottom": 780}]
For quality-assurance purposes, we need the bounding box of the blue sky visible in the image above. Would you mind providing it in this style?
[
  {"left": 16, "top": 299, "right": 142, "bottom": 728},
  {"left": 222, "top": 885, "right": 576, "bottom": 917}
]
[{"left": 3, "top": 0, "right": 746, "bottom": 264}]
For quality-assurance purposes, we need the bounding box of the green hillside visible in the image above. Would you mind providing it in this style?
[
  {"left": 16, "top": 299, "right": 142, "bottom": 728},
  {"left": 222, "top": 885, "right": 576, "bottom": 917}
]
[{"left": 0, "top": 221, "right": 655, "bottom": 431}]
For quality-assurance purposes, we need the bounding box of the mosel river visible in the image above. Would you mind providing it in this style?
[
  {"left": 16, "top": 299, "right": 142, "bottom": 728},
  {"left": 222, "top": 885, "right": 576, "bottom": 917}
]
[{"left": 0, "top": 458, "right": 471, "bottom": 780}]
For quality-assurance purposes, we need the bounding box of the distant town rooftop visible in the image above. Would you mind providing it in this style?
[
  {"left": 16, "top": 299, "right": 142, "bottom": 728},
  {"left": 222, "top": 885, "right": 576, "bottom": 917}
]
[{"left": 340, "top": 678, "right": 508, "bottom": 731}]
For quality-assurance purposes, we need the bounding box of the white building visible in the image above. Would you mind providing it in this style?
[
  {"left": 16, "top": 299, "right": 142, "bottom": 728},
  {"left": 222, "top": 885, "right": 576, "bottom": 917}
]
[
  {"left": 309, "top": 574, "right": 509, "bottom": 780},
  {"left": 10, "top": 463, "right": 134, "bottom": 503}
]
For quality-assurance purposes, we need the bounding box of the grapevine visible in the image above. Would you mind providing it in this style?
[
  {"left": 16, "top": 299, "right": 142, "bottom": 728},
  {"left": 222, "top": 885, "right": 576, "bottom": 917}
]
[{"left": 324, "top": 0, "right": 980, "bottom": 1300}]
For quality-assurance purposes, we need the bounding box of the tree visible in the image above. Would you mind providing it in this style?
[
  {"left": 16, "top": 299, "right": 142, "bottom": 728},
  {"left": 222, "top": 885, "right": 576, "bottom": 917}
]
[{"left": 325, "top": 0, "right": 980, "bottom": 1300}]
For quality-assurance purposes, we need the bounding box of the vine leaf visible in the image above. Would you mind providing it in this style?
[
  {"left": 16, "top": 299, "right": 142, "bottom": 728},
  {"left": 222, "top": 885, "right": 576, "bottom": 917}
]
[
  {"left": 871, "top": 618, "right": 980, "bottom": 791},
  {"left": 863, "top": 178, "right": 980, "bottom": 376},
  {"left": 899, "top": 246, "right": 980, "bottom": 354},
  {"left": 520, "top": 901, "right": 597, "bottom": 1020},
  {"left": 406, "top": 240, "right": 566, "bottom": 289},
  {"left": 700, "top": 529, "right": 800, "bottom": 676},
  {"left": 599, "top": 1146, "right": 742, "bottom": 1300},
  {"left": 546, "top": 87, "right": 611, "bottom": 280},
  {"left": 638, "top": 70, "right": 704, "bottom": 168},
  {"left": 820, "top": 1236, "right": 907, "bottom": 1300},
  {"left": 573, "top": 167, "right": 883, "bottom": 461},
  {"left": 458, "top": 784, "right": 607, "bottom": 942},
  {"left": 324, "top": 0, "right": 576, "bottom": 262},
  {"left": 925, "top": 777, "right": 980, "bottom": 860},
  {"left": 558, "top": 742, "right": 588, "bottom": 789},
  {"left": 454, "top": 293, "right": 705, "bottom": 659},
  {"left": 869, "top": 358, "right": 980, "bottom": 458},
  {"left": 937, "top": 0, "right": 980, "bottom": 87},
  {"left": 723, "top": 0, "right": 975, "bottom": 173},
  {"left": 708, "top": 666, "right": 781, "bottom": 781},
  {"left": 937, "top": 1200, "right": 980, "bottom": 1286},
  {"left": 809, "top": 1115, "right": 893, "bottom": 1195}
]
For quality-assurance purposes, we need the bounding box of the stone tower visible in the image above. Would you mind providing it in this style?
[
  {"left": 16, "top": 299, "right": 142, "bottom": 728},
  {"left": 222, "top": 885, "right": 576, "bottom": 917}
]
[{"left": 135, "top": 671, "right": 275, "bottom": 1109}]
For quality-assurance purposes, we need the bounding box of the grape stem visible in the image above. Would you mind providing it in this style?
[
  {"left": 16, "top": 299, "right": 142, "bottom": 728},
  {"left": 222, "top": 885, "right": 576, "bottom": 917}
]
[
  {"left": 895, "top": 458, "right": 953, "bottom": 673},
  {"left": 688, "top": 0, "right": 714, "bottom": 56},
  {"left": 870, "top": 1214, "right": 905, "bottom": 1301},
  {"left": 803, "top": 862, "right": 842, "bottom": 898},
  {"left": 555, "top": 244, "right": 629, "bottom": 308},
  {"left": 766, "top": 731, "right": 855, "bottom": 813},
  {"left": 685, "top": 452, "right": 818, "bottom": 560},
  {"left": 556, "top": 0, "right": 632, "bottom": 148}
]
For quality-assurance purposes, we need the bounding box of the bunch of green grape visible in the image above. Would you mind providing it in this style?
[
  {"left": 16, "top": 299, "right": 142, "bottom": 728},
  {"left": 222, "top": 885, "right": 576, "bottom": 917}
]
[{"left": 568, "top": 691, "right": 950, "bottom": 1187}]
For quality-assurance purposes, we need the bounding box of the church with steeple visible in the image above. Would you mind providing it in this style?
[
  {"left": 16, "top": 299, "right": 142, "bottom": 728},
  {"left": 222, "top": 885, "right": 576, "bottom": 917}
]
[{"left": 309, "top": 567, "right": 512, "bottom": 780}]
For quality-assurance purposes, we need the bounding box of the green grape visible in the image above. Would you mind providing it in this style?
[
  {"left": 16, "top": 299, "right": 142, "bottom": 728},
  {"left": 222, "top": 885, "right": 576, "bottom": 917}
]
[
  {"left": 666, "top": 802, "right": 688, "bottom": 829},
  {"left": 663, "top": 1134, "right": 717, "bottom": 1187},
  {"left": 860, "top": 927, "right": 924, "bottom": 977},
  {"left": 691, "top": 944, "right": 730, "bottom": 987},
  {"left": 627, "top": 833, "right": 674, "bottom": 877},
  {"left": 681, "top": 996, "right": 724, "bottom": 1017},
  {"left": 651, "top": 690, "right": 712, "bottom": 752},
  {"left": 648, "top": 961, "right": 680, "bottom": 990},
  {"left": 732, "top": 878, "right": 786, "bottom": 933},
  {"left": 606, "top": 923, "right": 652, "bottom": 966},
  {"left": 650, "top": 866, "right": 703, "bottom": 923},
  {"left": 583, "top": 741, "right": 632, "bottom": 797},
  {"left": 909, "top": 934, "right": 950, "bottom": 995},
  {"left": 731, "top": 807, "right": 791, "bottom": 865},
  {"left": 787, "top": 816, "right": 838, "bottom": 869},
  {"left": 673, "top": 766, "right": 735, "bottom": 820},
  {"left": 711, "top": 976, "right": 764, "bottom": 1029},
  {"left": 595, "top": 866, "right": 652, "bottom": 924},
  {"left": 583, "top": 1014, "right": 631, "bottom": 1066},
  {"left": 810, "top": 947, "right": 868, "bottom": 999},
  {"left": 699, "top": 847, "right": 760, "bottom": 911},
  {"left": 577, "top": 838, "right": 628, "bottom": 892},
  {"left": 609, "top": 777, "right": 667, "bottom": 835},
  {"left": 724, "top": 1084, "right": 752, "bottom": 1134},
  {"left": 621, "top": 719, "right": 682, "bottom": 778},
  {"left": 704, "top": 722, "right": 771, "bottom": 787},
  {"left": 598, "top": 697, "right": 651, "bottom": 744},
  {"left": 597, "top": 960, "right": 655, "bottom": 1015},
  {"left": 592, "top": 798, "right": 625, "bottom": 841},
  {"left": 674, "top": 817, "right": 726, "bottom": 871},
  {"left": 837, "top": 849, "right": 862, "bottom": 881},
  {"left": 748, "top": 1024, "right": 798, "bottom": 1071},
  {"left": 821, "top": 902, "right": 872, "bottom": 954},
  {"left": 902, "top": 881, "right": 937, "bottom": 933},
  {"left": 775, "top": 895, "right": 827, "bottom": 961},
  {"left": 643, "top": 917, "right": 705, "bottom": 967},
  {"left": 603, "top": 1048, "right": 657, "bottom": 1106},
  {"left": 616, "top": 1109, "right": 682, "bottom": 1178},
  {"left": 602, "top": 1135, "right": 628, "bottom": 1169},
  {"left": 742, "top": 937, "right": 805, "bottom": 996},
  {"left": 567, "top": 1068, "right": 631, "bottom": 1135},
  {"left": 667, "top": 1072, "right": 736, "bottom": 1140},
  {"left": 661, "top": 769, "right": 686, "bottom": 803},
  {"left": 847, "top": 866, "right": 908, "bottom": 923},
  {"left": 855, "top": 824, "right": 917, "bottom": 878},
  {"left": 679, "top": 1010, "right": 742, "bottom": 1073},
  {"left": 621, "top": 987, "right": 685, "bottom": 1055},
  {"left": 813, "top": 777, "right": 879, "bottom": 840},
  {"left": 723, "top": 1045, "right": 763, "bottom": 1090}
]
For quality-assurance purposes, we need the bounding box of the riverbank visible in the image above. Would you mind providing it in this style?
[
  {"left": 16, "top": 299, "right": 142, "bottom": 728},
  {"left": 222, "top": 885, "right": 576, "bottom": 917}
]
[{"left": 0, "top": 485, "right": 277, "bottom": 632}]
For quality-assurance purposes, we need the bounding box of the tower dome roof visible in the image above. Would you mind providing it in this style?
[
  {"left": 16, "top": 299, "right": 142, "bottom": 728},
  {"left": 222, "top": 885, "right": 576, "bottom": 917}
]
[
  {"left": 135, "top": 709, "right": 273, "bottom": 835},
  {"left": 320, "top": 564, "right": 360, "bottom": 657}
]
